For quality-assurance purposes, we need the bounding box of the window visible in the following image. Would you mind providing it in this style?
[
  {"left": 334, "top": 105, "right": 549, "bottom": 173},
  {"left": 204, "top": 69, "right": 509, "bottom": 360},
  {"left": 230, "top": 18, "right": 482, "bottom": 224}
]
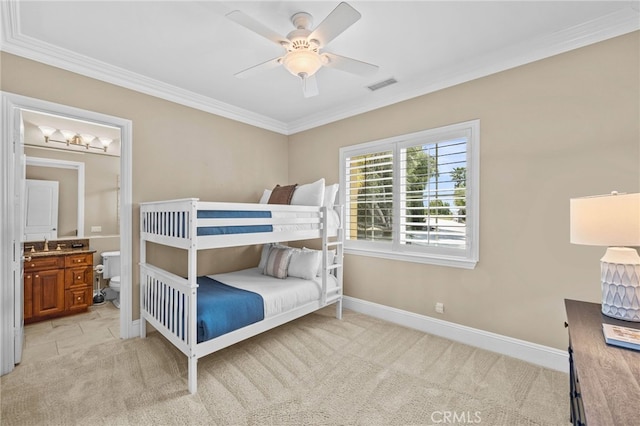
[{"left": 340, "top": 120, "right": 479, "bottom": 269}]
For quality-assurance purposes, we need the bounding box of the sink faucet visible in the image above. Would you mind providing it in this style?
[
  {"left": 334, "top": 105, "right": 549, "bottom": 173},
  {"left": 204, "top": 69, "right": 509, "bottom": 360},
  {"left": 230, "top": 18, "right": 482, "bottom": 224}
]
[{"left": 43, "top": 237, "right": 49, "bottom": 252}]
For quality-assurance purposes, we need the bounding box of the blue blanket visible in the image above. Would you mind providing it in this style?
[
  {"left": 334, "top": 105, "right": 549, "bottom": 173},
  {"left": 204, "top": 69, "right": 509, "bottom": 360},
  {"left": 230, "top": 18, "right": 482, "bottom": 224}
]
[
  {"left": 197, "top": 210, "right": 273, "bottom": 236},
  {"left": 196, "top": 276, "right": 264, "bottom": 343}
]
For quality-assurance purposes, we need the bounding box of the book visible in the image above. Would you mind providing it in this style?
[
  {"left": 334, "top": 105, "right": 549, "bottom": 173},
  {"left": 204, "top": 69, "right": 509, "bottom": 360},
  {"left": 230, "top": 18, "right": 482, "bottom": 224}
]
[{"left": 602, "top": 323, "right": 640, "bottom": 351}]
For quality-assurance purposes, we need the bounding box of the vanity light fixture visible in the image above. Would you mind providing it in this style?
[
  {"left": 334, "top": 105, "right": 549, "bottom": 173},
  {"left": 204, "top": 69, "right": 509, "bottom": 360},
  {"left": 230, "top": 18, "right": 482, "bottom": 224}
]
[
  {"left": 38, "top": 126, "right": 113, "bottom": 152},
  {"left": 60, "top": 129, "right": 81, "bottom": 145},
  {"left": 99, "top": 137, "right": 113, "bottom": 150},
  {"left": 80, "top": 134, "right": 95, "bottom": 149},
  {"left": 38, "top": 126, "right": 56, "bottom": 142}
]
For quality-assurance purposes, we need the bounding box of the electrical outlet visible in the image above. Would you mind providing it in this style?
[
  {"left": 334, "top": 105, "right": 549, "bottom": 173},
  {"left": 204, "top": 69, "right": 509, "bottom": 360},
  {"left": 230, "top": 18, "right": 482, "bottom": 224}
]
[
  {"left": 91, "top": 226, "right": 102, "bottom": 233},
  {"left": 435, "top": 302, "right": 445, "bottom": 314}
]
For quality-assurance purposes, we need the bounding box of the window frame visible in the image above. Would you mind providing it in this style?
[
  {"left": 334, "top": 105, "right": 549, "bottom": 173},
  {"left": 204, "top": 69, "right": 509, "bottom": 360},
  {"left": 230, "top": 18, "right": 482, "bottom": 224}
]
[{"left": 339, "top": 120, "right": 480, "bottom": 269}]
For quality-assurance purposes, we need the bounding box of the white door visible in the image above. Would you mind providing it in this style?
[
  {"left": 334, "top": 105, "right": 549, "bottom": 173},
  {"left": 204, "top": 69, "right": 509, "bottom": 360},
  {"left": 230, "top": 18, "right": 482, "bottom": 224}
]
[
  {"left": 24, "top": 179, "right": 58, "bottom": 241},
  {"left": 13, "top": 110, "right": 25, "bottom": 364}
]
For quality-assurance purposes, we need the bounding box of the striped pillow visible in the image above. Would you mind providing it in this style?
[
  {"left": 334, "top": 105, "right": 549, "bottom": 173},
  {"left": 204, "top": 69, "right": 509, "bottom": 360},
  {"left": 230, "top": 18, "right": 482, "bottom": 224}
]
[{"left": 263, "top": 247, "right": 293, "bottom": 279}]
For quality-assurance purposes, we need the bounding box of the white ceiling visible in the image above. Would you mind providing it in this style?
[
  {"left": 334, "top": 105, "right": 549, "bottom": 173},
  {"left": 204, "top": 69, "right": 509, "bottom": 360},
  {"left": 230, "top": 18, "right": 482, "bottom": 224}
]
[{"left": 2, "top": 1, "right": 638, "bottom": 135}]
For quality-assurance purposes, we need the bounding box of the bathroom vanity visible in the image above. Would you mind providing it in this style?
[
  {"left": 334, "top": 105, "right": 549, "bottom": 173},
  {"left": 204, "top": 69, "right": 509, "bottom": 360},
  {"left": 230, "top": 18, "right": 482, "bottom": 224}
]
[{"left": 23, "top": 240, "right": 96, "bottom": 323}]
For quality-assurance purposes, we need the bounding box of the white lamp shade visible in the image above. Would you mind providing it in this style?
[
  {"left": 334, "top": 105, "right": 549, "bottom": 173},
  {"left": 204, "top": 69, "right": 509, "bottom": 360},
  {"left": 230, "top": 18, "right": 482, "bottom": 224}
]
[
  {"left": 60, "top": 129, "right": 77, "bottom": 140},
  {"left": 38, "top": 126, "right": 56, "bottom": 137},
  {"left": 570, "top": 192, "right": 640, "bottom": 246},
  {"left": 99, "top": 137, "right": 113, "bottom": 148},
  {"left": 80, "top": 134, "right": 95, "bottom": 144}
]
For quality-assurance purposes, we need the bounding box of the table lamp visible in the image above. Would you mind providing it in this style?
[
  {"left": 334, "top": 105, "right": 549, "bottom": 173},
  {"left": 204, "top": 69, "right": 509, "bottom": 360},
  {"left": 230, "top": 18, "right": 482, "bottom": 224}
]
[{"left": 570, "top": 192, "right": 640, "bottom": 322}]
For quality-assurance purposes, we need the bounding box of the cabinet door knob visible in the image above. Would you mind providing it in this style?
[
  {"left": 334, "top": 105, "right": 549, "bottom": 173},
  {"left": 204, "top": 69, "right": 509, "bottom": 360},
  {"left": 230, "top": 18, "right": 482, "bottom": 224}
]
[
  {"left": 77, "top": 276, "right": 81, "bottom": 280},
  {"left": 77, "top": 296, "right": 81, "bottom": 300},
  {"left": 35, "top": 275, "right": 39, "bottom": 278}
]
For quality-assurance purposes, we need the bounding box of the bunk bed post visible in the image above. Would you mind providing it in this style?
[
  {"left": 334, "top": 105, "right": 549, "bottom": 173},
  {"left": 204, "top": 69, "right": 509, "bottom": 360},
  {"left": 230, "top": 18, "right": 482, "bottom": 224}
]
[
  {"left": 335, "top": 204, "right": 344, "bottom": 320},
  {"left": 187, "top": 199, "right": 198, "bottom": 394},
  {"left": 139, "top": 206, "right": 147, "bottom": 338},
  {"left": 321, "top": 206, "right": 328, "bottom": 306}
]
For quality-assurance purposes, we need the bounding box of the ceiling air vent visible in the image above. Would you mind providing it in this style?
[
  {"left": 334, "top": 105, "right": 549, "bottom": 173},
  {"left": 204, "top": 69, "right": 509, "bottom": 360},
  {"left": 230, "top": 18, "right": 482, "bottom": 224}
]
[{"left": 367, "top": 78, "right": 397, "bottom": 91}]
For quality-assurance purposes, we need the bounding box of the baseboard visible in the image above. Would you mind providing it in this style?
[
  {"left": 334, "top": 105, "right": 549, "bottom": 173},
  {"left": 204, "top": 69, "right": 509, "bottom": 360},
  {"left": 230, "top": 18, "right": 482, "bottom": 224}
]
[
  {"left": 128, "top": 319, "right": 140, "bottom": 338},
  {"left": 342, "top": 296, "right": 568, "bottom": 373}
]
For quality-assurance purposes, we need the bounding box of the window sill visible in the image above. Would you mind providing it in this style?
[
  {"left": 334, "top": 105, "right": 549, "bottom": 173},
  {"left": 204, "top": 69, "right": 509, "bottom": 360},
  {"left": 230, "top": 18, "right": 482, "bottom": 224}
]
[{"left": 344, "top": 247, "right": 478, "bottom": 269}]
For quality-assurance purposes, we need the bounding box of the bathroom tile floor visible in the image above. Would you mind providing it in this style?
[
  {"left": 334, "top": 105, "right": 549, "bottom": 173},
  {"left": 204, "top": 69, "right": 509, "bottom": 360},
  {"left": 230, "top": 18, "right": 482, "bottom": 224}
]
[{"left": 20, "top": 302, "right": 120, "bottom": 366}]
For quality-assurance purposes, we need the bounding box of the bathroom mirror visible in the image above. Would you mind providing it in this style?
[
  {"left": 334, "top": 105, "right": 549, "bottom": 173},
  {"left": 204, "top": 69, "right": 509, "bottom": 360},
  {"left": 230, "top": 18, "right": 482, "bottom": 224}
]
[{"left": 22, "top": 111, "right": 121, "bottom": 242}]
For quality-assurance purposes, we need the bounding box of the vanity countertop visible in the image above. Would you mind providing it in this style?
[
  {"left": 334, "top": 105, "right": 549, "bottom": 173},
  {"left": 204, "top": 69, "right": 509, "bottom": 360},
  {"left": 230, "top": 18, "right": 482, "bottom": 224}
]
[
  {"left": 23, "top": 238, "right": 95, "bottom": 258},
  {"left": 27, "top": 248, "right": 96, "bottom": 258}
]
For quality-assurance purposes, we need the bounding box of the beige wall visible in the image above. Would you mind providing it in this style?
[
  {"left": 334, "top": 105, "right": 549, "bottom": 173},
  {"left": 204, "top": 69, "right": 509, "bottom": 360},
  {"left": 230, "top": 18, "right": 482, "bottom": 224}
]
[
  {"left": 288, "top": 32, "right": 640, "bottom": 350},
  {"left": 1, "top": 52, "right": 289, "bottom": 320},
  {"left": 2, "top": 32, "right": 638, "bottom": 350}
]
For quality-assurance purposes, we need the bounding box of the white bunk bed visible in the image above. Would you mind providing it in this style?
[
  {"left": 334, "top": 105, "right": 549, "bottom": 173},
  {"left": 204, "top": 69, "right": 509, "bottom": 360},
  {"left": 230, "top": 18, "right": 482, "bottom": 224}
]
[{"left": 139, "top": 198, "right": 344, "bottom": 394}]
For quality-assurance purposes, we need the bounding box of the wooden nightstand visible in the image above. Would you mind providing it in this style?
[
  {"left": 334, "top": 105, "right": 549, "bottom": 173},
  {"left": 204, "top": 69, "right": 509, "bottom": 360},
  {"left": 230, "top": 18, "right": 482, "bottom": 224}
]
[{"left": 564, "top": 299, "right": 640, "bottom": 425}]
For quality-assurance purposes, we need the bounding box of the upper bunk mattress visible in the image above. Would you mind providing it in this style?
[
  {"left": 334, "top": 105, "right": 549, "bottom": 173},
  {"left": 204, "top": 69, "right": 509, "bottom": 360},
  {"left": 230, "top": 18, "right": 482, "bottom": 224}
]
[
  {"left": 209, "top": 267, "right": 338, "bottom": 318},
  {"left": 196, "top": 208, "right": 340, "bottom": 236},
  {"left": 197, "top": 210, "right": 272, "bottom": 236}
]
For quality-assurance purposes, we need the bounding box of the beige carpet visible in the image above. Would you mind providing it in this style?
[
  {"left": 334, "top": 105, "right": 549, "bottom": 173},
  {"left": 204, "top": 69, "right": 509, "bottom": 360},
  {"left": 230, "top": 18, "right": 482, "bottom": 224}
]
[{"left": 1, "top": 308, "right": 569, "bottom": 425}]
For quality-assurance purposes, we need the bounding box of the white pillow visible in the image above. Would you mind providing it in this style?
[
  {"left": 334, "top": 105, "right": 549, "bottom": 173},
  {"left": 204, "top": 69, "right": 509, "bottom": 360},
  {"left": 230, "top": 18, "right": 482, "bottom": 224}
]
[
  {"left": 288, "top": 249, "right": 321, "bottom": 280},
  {"left": 291, "top": 178, "right": 325, "bottom": 206},
  {"left": 259, "top": 189, "right": 271, "bottom": 204},
  {"left": 303, "top": 248, "right": 336, "bottom": 276},
  {"left": 323, "top": 184, "right": 339, "bottom": 209}
]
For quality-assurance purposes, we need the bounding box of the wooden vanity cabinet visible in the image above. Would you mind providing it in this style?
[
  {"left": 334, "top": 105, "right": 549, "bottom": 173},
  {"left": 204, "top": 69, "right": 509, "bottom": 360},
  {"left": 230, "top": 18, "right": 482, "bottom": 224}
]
[
  {"left": 24, "top": 252, "right": 93, "bottom": 323},
  {"left": 23, "top": 256, "right": 65, "bottom": 322},
  {"left": 64, "top": 253, "right": 93, "bottom": 312}
]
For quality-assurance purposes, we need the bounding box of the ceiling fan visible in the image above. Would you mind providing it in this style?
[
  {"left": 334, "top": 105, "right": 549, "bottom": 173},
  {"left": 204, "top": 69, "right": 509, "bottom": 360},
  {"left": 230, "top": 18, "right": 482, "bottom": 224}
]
[{"left": 226, "top": 2, "right": 378, "bottom": 98}]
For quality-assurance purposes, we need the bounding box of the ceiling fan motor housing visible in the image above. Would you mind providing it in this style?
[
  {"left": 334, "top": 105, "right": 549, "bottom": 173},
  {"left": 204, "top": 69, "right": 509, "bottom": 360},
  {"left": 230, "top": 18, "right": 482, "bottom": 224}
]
[{"left": 291, "top": 12, "right": 313, "bottom": 30}]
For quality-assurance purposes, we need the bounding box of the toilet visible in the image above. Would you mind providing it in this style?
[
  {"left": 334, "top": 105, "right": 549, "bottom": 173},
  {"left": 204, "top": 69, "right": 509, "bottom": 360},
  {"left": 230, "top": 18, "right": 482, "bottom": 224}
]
[{"left": 101, "top": 251, "right": 121, "bottom": 309}]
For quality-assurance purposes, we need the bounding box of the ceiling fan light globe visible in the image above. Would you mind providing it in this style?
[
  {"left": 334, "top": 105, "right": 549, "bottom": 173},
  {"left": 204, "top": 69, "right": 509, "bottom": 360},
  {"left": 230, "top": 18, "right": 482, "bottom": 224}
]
[{"left": 282, "top": 50, "right": 322, "bottom": 78}]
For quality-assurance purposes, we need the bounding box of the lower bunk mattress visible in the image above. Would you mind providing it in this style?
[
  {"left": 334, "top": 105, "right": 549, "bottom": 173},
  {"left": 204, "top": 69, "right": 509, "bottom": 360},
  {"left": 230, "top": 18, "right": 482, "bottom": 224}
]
[{"left": 197, "top": 267, "right": 338, "bottom": 343}]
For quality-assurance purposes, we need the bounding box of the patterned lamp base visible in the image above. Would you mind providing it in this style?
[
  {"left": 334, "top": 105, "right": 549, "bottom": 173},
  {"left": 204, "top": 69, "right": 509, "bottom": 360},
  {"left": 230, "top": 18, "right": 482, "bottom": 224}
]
[{"left": 600, "top": 247, "right": 640, "bottom": 322}]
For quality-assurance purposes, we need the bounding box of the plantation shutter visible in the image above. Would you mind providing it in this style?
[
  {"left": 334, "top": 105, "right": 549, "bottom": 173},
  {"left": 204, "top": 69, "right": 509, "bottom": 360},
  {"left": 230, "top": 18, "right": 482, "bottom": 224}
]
[
  {"left": 344, "top": 150, "right": 393, "bottom": 242},
  {"left": 339, "top": 119, "right": 478, "bottom": 268},
  {"left": 399, "top": 137, "right": 467, "bottom": 250}
]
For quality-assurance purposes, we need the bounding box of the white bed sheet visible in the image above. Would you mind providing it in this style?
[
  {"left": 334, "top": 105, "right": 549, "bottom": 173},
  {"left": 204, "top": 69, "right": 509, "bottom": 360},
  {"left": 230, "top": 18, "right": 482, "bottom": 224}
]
[{"left": 208, "top": 267, "right": 338, "bottom": 318}]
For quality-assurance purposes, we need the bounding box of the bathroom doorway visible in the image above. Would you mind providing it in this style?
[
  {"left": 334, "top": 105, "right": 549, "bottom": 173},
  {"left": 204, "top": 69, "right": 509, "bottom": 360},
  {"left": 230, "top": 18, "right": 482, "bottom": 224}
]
[{"left": 0, "top": 92, "right": 133, "bottom": 375}]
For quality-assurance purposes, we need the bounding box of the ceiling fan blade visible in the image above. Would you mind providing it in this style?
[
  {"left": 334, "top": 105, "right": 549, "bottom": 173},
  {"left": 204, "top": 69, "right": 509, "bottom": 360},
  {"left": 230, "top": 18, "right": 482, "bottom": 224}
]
[
  {"left": 302, "top": 74, "right": 319, "bottom": 98},
  {"left": 322, "top": 52, "right": 378, "bottom": 76},
  {"left": 308, "top": 2, "right": 361, "bottom": 47},
  {"left": 226, "top": 10, "right": 288, "bottom": 46},
  {"left": 234, "top": 57, "right": 282, "bottom": 79}
]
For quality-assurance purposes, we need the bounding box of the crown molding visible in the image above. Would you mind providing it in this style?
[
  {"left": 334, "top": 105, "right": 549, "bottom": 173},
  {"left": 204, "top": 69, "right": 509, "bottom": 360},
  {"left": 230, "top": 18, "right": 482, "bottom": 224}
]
[
  {"left": 0, "top": 1, "right": 289, "bottom": 135},
  {"left": 2, "top": 1, "right": 638, "bottom": 136}
]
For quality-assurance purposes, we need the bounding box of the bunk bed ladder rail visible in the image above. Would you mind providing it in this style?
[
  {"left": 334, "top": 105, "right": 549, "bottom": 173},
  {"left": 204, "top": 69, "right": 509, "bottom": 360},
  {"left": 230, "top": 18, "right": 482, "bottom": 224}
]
[{"left": 322, "top": 204, "right": 344, "bottom": 318}]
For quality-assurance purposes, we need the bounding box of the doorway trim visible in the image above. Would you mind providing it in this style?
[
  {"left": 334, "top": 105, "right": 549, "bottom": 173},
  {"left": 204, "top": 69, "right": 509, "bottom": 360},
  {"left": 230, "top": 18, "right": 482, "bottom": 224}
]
[
  {"left": 1, "top": 91, "right": 133, "bottom": 375},
  {"left": 25, "top": 157, "right": 85, "bottom": 238}
]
